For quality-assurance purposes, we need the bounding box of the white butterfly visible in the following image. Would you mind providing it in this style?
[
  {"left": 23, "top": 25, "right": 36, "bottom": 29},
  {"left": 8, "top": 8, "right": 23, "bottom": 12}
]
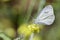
[{"left": 34, "top": 5, "right": 55, "bottom": 25}]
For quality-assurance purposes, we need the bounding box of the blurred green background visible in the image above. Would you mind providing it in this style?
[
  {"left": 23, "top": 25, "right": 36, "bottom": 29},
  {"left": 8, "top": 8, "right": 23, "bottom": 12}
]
[{"left": 0, "top": 0, "right": 60, "bottom": 40}]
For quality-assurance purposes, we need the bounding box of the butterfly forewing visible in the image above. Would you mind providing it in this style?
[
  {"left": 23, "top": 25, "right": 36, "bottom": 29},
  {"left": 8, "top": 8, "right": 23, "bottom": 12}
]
[{"left": 34, "top": 5, "right": 55, "bottom": 25}]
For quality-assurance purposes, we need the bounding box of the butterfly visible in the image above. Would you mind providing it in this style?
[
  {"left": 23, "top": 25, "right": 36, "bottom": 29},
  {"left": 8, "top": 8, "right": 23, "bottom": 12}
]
[
  {"left": 29, "top": 5, "right": 55, "bottom": 40},
  {"left": 34, "top": 5, "right": 55, "bottom": 25}
]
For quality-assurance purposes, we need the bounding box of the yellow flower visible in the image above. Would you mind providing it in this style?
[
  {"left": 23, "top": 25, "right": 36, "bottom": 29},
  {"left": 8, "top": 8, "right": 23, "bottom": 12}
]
[
  {"left": 18, "top": 23, "right": 41, "bottom": 37},
  {"left": 28, "top": 24, "right": 40, "bottom": 33},
  {"left": 17, "top": 24, "right": 32, "bottom": 37}
]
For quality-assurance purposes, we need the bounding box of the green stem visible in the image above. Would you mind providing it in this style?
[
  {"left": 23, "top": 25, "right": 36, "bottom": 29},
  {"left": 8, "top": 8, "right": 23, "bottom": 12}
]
[
  {"left": 34, "top": 0, "right": 46, "bottom": 18},
  {"left": 25, "top": 0, "right": 37, "bottom": 22}
]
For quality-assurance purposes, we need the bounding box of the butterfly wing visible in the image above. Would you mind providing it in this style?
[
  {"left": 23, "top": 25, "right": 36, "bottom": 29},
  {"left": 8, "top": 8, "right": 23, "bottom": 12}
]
[{"left": 34, "top": 5, "right": 55, "bottom": 25}]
